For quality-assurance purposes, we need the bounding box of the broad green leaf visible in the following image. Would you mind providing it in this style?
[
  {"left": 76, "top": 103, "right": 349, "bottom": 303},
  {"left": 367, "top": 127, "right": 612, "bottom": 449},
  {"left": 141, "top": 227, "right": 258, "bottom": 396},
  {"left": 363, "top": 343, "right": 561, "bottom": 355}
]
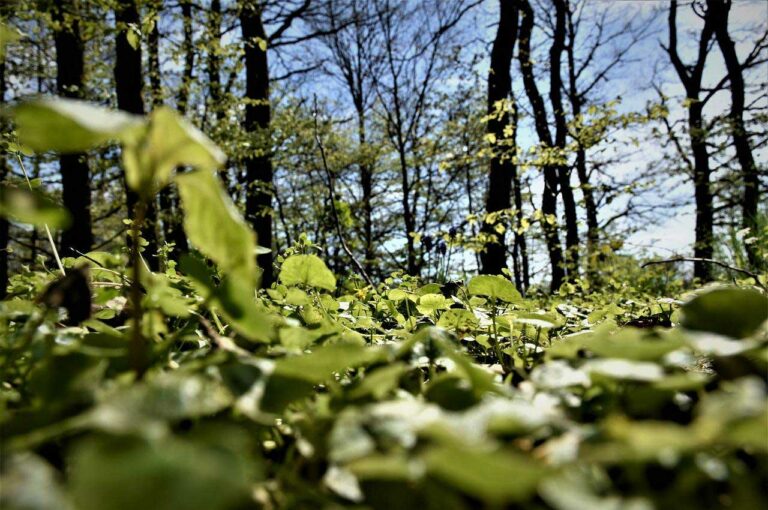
[
  {"left": 467, "top": 275, "right": 522, "bottom": 303},
  {"left": 273, "top": 343, "right": 387, "bottom": 383},
  {"left": 681, "top": 286, "right": 768, "bottom": 339},
  {"left": 88, "top": 373, "right": 233, "bottom": 436},
  {"left": 123, "top": 107, "right": 225, "bottom": 197},
  {"left": 436, "top": 309, "right": 478, "bottom": 331},
  {"left": 0, "top": 23, "right": 21, "bottom": 61},
  {"left": 175, "top": 169, "right": 258, "bottom": 285},
  {"left": 0, "top": 185, "right": 70, "bottom": 228},
  {"left": 12, "top": 98, "right": 143, "bottom": 153},
  {"left": 423, "top": 445, "right": 547, "bottom": 503},
  {"left": 511, "top": 311, "right": 562, "bottom": 329},
  {"left": 279, "top": 254, "right": 336, "bottom": 291},
  {"left": 416, "top": 293, "right": 449, "bottom": 314},
  {"left": 70, "top": 434, "right": 257, "bottom": 510}
]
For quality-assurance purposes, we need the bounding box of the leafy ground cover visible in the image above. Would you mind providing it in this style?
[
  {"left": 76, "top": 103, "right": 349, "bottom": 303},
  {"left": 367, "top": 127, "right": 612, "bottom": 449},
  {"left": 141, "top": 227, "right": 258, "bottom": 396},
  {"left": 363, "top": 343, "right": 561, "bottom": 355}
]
[{"left": 1, "top": 99, "right": 767, "bottom": 510}]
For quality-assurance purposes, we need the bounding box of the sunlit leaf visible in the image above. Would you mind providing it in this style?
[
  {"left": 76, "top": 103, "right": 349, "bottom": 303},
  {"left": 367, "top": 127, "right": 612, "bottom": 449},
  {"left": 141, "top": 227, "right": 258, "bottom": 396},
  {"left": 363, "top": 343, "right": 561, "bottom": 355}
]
[
  {"left": 175, "top": 169, "right": 258, "bottom": 286},
  {"left": 12, "top": 98, "right": 143, "bottom": 153},
  {"left": 467, "top": 275, "right": 522, "bottom": 303},
  {"left": 0, "top": 185, "right": 70, "bottom": 228},
  {"left": 279, "top": 254, "right": 336, "bottom": 291},
  {"left": 681, "top": 286, "right": 768, "bottom": 339}
]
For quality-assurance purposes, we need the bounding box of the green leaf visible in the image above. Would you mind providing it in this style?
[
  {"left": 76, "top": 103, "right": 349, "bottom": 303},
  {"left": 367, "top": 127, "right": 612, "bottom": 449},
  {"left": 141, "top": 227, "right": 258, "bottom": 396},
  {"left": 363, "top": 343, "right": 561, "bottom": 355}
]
[
  {"left": 423, "top": 445, "right": 547, "bottom": 503},
  {"left": 279, "top": 254, "right": 336, "bottom": 291},
  {"left": 175, "top": 169, "right": 258, "bottom": 286},
  {"left": 0, "top": 23, "right": 21, "bottom": 61},
  {"left": 12, "top": 98, "right": 143, "bottom": 153},
  {"left": 123, "top": 107, "right": 226, "bottom": 197},
  {"left": 70, "top": 434, "right": 257, "bottom": 510},
  {"left": 467, "top": 275, "right": 522, "bottom": 303},
  {"left": 273, "top": 343, "right": 386, "bottom": 383},
  {"left": 0, "top": 185, "right": 71, "bottom": 228},
  {"left": 681, "top": 286, "right": 768, "bottom": 338}
]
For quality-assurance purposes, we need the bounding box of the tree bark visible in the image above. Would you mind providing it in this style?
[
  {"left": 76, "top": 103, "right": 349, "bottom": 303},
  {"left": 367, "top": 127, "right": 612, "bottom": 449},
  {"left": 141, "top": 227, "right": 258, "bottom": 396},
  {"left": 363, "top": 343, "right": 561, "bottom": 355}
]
[
  {"left": 53, "top": 0, "right": 93, "bottom": 258},
  {"left": 176, "top": 0, "right": 194, "bottom": 115},
  {"left": 565, "top": 3, "right": 599, "bottom": 271},
  {"left": 240, "top": 1, "right": 274, "bottom": 286},
  {"left": 518, "top": 0, "right": 565, "bottom": 291},
  {"left": 480, "top": 0, "right": 519, "bottom": 278},
  {"left": 115, "top": 0, "right": 160, "bottom": 271},
  {"left": 667, "top": 0, "right": 714, "bottom": 281},
  {"left": 707, "top": 0, "right": 762, "bottom": 269},
  {"left": 0, "top": 51, "right": 8, "bottom": 298},
  {"left": 550, "top": 0, "right": 579, "bottom": 277}
]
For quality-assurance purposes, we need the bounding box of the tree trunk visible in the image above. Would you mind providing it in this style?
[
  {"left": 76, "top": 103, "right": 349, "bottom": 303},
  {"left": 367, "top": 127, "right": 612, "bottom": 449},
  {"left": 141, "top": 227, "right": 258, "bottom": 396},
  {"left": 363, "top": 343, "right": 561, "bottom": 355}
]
[
  {"left": 565, "top": 6, "right": 598, "bottom": 265},
  {"left": 510, "top": 94, "right": 530, "bottom": 293},
  {"left": 518, "top": 0, "right": 564, "bottom": 291},
  {"left": 0, "top": 54, "right": 8, "bottom": 298},
  {"left": 176, "top": 0, "right": 194, "bottom": 115},
  {"left": 550, "top": 0, "right": 579, "bottom": 278},
  {"left": 240, "top": 1, "right": 274, "bottom": 286},
  {"left": 708, "top": 0, "right": 761, "bottom": 269},
  {"left": 115, "top": 0, "right": 160, "bottom": 271},
  {"left": 148, "top": 1, "right": 188, "bottom": 262},
  {"left": 667, "top": 0, "right": 714, "bottom": 281},
  {"left": 690, "top": 102, "right": 714, "bottom": 276},
  {"left": 53, "top": 0, "right": 93, "bottom": 258},
  {"left": 480, "top": 0, "right": 519, "bottom": 278},
  {"left": 208, "top": 0, "right": 222, "bottom": 118},
  {"left": 355, "top": 103, "right": 374, "bottom": 276}
]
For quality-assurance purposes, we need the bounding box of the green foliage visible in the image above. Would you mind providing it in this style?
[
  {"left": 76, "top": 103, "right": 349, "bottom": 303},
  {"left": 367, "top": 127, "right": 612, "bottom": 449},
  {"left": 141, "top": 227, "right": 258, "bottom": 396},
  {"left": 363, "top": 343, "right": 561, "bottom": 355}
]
[
  {"left": 278, "top": 253, "right": 337, "bottom": 291},
  {"left": 2, "top": 98, "right": 767, "bottom": 510},
  {"left": 0, "top": 185, "right": 70, "bottom": 228}
]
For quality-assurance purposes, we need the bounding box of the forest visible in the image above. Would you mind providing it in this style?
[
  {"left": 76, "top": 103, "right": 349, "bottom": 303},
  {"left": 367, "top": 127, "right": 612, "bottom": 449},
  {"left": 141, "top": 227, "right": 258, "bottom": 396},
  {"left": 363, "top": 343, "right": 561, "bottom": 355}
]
[{"left": 0, "top": 0, "right": 766, "bottom": 509}]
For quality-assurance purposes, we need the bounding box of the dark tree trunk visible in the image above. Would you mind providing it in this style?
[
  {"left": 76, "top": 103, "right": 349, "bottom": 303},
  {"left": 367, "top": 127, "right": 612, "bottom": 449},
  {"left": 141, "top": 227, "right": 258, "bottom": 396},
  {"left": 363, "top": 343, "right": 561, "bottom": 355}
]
[
  {"left": 0, "top": 54, "right": 8, "bottom": 298},
  {"left": 510, "top": 94, "right": 529, "bottom": 292},
  {"left": 667, "top": 0, "right": 714, "bottom": 281},
  {"left": 115, "top": 0, "right": 159, "bottom": 270},
  {"left": 240, "top": 1, "right": 274, "bottom": 286},
  {"left": 356, "top": 103, "right": 374, "bottom": 275},
  {"left": 708, "top": 0, "right": 762, "bottom": 269},
  {"left": 53, "top": 0, "right": 93, "bottom": 258},
  {"left": 176, "top": 0, "right": 194, "bottom": 115},
  {"left": 565, "top": 7, "right": 598, "bottom": 265},
  {"left": 147, "top": 6, "right": 162, "bottom": 109},
  {"left": 518, "top": 0, "right": 565, "bottom": 291},
  {"left": 480, "top": 0, "right": 519, "bottom": 278},
  {"left": 208, "top": 0, "right": 222, "bottom": 117},
  {"left": 148, "top": 2, "right": 188, "bottom": 261},
  {"left": 550, "top": 0, "right": 579, "bottom": 278}
]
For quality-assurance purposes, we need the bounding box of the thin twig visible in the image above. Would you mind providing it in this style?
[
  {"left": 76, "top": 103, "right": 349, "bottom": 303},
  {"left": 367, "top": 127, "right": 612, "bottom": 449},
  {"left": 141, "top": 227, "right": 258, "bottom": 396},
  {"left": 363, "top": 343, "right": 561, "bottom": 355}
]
[
  {"left": 641, "top": 257, "right": 765, "bottom": 291},
  {"left": 312, "top": 97, "right": 375, "bottom": 289},
  {"left": 15, "top": 153, "right": 65, "bottom": 276}
]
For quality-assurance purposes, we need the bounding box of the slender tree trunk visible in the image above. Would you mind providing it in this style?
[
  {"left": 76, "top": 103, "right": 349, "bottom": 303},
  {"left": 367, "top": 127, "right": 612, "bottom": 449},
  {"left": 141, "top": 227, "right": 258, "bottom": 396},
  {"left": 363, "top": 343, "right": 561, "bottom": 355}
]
[
  {"left": 708, "top": 0, "right": 762, "bottom": 269},
  {"left": 667, "top": 0, "right": 714, "bottom": 281},
  {"left": 480, "top": 0, "right": 519, "bottom": 278},
  {"left": 690, "top": 102, "right": 714, "bottom": 275},
  {"left": 355, "top": 102, "right": 374, "bottom": 275},
  {"left": 240, "top": 1, "right": 274, "bottom": 286},
  {"left": 53, "top": 0, "right": 93, "bottom": 258},
  {"left": 0, "top": 54, "right": 8, "bottom": 298},
  {"left": 518, "top": 0, "right": 564, "bottom": 291},
  {"left": 551, "top": 0, "right": 579, "bottom": 278},
  {"left": 176, "top": 0, "right": 194, "bottom": 115},
  {"left": 115, "top": 0, "right": 159, "bottom": 270},
  {"left": 208, "top": 0, "right": 222, "bottom": 117},
  {"left": 148, "top": 2, "right": 188, "bottom": 261},
  {"left": 510, "top": 94, "right": 530, "bottom": 292},
  {"left": 564, "top": 3, "right": 598, "bottom": 275}
]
